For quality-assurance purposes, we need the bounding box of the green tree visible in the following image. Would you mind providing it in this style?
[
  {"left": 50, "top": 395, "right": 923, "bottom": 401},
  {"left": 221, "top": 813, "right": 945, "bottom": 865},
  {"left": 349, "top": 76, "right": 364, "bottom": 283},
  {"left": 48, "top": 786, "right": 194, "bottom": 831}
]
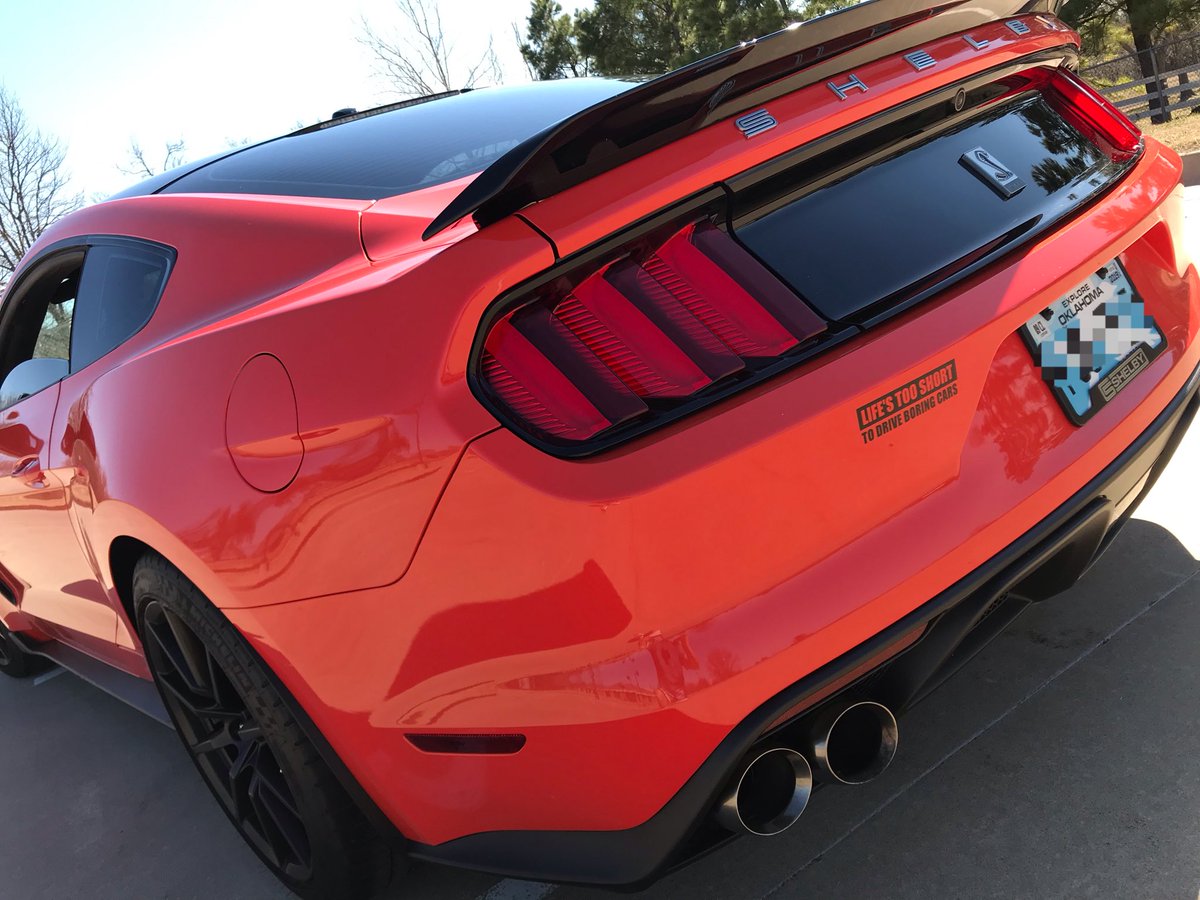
[
  {"left": 574, "top": 0, "right": 693, "bottom": 75},
  {"left": 689, "top": 0, "right": 796, "bottom": 58},
  {"left": 1061, "top": 0, "right": 1200, "bottom": 122},
  {"left": 520, "top": 0, "right": 591, "bottom": 78},
  {"left": 521, "top": 0, "right": 853, "bottom": 79},
  {"left": 799, "top": 0, "right": 860, "bottom": 18}
]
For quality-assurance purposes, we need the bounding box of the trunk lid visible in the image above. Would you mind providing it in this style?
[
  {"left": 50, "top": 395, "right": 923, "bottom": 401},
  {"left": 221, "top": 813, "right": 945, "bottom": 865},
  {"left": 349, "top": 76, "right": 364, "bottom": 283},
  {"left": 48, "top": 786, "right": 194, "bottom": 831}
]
[{"left": 730, "top": 87, "right": 1131, "bottom": 325}]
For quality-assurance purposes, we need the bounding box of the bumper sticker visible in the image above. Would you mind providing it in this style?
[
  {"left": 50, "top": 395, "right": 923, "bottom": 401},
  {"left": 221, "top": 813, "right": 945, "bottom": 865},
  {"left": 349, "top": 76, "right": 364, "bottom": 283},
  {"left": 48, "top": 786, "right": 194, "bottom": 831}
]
[{"left": 857, "top": 360, "right": 959, "bottom": 444}]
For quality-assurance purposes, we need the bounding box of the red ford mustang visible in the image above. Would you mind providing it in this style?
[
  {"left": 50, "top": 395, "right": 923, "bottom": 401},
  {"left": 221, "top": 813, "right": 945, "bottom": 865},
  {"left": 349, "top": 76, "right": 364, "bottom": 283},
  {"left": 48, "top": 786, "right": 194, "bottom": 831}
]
[{"left": 1, "top": 0, "right": 1197, "bottom": 896}]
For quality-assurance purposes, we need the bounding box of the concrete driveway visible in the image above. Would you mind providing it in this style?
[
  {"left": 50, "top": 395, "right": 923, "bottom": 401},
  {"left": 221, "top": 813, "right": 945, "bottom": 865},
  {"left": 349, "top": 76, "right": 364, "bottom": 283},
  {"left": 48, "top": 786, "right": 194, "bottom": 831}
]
[{"left": 2, "top": 190, "right": 1198, "bottom": 900}]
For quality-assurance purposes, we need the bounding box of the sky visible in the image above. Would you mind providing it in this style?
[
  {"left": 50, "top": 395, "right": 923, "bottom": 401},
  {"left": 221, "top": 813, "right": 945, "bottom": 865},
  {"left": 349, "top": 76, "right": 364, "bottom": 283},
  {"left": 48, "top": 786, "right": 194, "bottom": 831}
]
[{"left": 0, "top": 0, "right": 567, "bottom": 199}]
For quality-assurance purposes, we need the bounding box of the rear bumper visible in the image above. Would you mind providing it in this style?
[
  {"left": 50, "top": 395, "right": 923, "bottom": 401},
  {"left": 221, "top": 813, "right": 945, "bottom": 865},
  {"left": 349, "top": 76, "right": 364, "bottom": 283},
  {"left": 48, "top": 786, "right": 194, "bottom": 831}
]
[{"left": 413, "top": 357, "right": 1200, "bottom": 885}]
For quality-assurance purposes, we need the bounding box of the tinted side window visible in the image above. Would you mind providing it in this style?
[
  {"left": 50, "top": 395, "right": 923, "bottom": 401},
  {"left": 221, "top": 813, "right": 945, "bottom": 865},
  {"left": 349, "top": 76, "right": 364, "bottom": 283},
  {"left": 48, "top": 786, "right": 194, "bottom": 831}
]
[
  {"left": 0, "top": 252, "right": 82, "bottom": 409},
  {"left": 0, "top": 251, "right": 84, "bottom": 385},
  {"left": 33, "top": 279, "right": 78, "bottom": 362},
  {"left": 71, "top": 243, "right": 170, "bottom": 372}
]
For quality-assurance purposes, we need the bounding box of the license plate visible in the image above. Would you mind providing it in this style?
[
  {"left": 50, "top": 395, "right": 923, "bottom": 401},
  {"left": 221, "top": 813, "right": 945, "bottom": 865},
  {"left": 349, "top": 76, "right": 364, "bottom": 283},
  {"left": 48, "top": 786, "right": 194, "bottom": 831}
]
[{"left": 1020, "top": 260, "right": 1165, "bottom": 425}]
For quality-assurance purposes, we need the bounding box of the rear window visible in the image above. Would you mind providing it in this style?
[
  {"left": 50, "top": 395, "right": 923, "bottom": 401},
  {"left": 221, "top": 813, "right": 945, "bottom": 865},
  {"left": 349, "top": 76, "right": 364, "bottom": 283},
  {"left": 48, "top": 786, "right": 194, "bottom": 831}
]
[
  {"left": 72, "top": 242, "right": 171, "bottom": 372},
  {"left": 161, "top": 79, "right": 633, "bottom": 201}
]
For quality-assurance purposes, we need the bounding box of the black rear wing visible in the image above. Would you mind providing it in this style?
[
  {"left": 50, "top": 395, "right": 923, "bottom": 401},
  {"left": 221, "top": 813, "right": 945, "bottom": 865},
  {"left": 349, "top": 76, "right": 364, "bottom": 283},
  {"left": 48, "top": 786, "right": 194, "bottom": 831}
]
[{"left": 423, "top": 0, "right": 1059, "bottom": 240}]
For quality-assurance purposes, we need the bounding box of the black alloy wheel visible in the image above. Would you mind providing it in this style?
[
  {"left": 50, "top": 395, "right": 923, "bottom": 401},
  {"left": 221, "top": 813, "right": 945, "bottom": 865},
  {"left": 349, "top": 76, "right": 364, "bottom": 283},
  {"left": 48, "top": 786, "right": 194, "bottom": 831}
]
[
  {"left": 142, "top": 598, "right": 313, "bottom": 879},
  {"left": 134, "top": 555, "right": 393, "bottom": 899},
  {"left": 0, "top": 621, "right": 42, "bottom": 678}
]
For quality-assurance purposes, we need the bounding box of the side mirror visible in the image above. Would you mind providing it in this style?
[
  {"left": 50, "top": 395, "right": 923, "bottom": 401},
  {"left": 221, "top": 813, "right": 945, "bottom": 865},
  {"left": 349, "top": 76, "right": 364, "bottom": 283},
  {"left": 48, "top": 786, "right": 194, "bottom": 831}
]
[{"left": 0, "top": 358, "right": 69, "bottom": 410}]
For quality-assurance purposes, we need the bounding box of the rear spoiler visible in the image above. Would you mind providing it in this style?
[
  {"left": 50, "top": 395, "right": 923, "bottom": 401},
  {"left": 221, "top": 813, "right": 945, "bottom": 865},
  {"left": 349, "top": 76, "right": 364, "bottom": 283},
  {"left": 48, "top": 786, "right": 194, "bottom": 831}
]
[{"left": 423, "top": 0, "right": 1058, "bottom": 240}]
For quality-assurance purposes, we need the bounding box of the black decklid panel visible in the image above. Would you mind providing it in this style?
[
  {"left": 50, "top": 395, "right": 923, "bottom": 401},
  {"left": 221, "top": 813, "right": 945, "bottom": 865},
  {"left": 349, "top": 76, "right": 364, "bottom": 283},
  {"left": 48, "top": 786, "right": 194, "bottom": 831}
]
[{"left": 734, "top": 94, "right": 1120, "bottom": 323}]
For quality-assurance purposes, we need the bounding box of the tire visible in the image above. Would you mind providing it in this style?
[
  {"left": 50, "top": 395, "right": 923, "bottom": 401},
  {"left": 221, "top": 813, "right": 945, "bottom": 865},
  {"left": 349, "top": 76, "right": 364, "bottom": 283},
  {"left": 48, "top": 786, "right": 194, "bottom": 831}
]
[
  {"left": 0, "top": 621, "right": 43, "bottom": 678},
  {"left": 133, "top": 554, "right": 394, "bottom": 899}
]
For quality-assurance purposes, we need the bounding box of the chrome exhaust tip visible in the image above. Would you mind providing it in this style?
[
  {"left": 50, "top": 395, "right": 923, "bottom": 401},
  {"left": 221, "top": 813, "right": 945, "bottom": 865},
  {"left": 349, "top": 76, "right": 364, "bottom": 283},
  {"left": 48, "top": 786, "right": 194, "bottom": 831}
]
[
  {"left": 716, "top": 747, "right": 813, "bottom": 836},
  {"left": 810, "top": 700, "right": 899, "bottom": 785}
]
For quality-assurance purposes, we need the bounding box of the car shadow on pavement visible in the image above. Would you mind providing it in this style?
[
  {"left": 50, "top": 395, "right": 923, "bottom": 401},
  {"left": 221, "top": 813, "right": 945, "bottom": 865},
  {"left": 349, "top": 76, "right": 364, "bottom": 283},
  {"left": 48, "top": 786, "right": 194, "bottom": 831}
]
[{"left": 0, "top": 518, "right": 1196, "bottom": 900}]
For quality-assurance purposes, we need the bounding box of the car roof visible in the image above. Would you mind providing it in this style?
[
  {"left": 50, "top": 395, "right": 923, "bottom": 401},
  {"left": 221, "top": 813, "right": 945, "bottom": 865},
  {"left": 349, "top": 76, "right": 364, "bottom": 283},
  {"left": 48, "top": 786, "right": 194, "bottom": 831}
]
[{"left": 110, "top": 79, "right": 634, "bottom": 203}]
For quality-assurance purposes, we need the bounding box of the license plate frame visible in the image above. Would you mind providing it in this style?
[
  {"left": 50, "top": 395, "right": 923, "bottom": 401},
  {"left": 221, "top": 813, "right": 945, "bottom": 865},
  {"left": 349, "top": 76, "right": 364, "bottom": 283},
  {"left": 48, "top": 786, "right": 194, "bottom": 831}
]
[{"left": 1020, "top": 259, "right": 1165, "bottom": 426}]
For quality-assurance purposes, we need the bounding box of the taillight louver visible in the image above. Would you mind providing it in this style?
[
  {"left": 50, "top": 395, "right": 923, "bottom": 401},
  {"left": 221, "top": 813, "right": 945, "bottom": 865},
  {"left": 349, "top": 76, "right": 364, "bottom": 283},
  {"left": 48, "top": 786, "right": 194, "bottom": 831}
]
[
  {"left": 641, "top": 251, "right": 766, "bottom": 357},
  {"left": 481, "top": 329, "right": 624, "bottom": 442},
  {"left": 554, "top": 290, "right": 708, "bottom": 398},
  {"left": 606, "top": 257, "right": 746, "bottom": 382},
  {"left": 655, "top": 226, "right": 806, "bottom": 357},
  {"left": 479, "top": 219, "right": 827, "bottom": 450}
]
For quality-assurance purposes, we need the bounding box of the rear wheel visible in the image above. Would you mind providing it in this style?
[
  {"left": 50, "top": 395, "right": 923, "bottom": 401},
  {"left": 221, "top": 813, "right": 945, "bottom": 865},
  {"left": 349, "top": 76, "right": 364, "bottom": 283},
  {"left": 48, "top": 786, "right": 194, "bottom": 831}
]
[
  {"left": 0, "top": 621, "right": 43, "bottom": 678},
  {"left": 133, "top": 555, "right": 393, "bottom": 899}
]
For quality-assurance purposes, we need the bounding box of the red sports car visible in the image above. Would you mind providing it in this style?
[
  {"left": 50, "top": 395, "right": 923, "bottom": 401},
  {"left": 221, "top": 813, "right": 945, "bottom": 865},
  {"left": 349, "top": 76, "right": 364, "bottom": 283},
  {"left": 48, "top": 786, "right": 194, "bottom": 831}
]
[{"left": 1, "top": 0, "right": 1196, "bottom": 896}]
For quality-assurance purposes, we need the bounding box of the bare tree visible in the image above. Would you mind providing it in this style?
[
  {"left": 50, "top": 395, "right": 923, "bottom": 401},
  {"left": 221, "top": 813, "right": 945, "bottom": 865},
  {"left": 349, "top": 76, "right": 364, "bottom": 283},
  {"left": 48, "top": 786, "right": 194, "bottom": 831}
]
[
  {"left": 0, "top": 87, "right": 83, "bottom": 281},
  {"left": 360, "top": 0, "right": 502, "bottom": 98},
  {"left": 119, "top": 138, "right": 186, "bottom": 179}
]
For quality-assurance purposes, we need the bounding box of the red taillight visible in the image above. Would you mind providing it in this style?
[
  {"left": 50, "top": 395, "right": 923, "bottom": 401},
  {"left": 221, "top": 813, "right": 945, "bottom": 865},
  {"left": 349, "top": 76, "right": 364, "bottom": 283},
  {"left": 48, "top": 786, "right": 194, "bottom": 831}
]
[
  {"left": 561, "top": 273, "right": 720, "bottom": 398},
  {"left": 479, "top": 220, "right": 827, "bottom": 450},
  {"left": 1045, "top": 67, "right": 1142, "bottom": 160},
  {"left": 481, "top": 322, "right": 644, "bottom": 442}
]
